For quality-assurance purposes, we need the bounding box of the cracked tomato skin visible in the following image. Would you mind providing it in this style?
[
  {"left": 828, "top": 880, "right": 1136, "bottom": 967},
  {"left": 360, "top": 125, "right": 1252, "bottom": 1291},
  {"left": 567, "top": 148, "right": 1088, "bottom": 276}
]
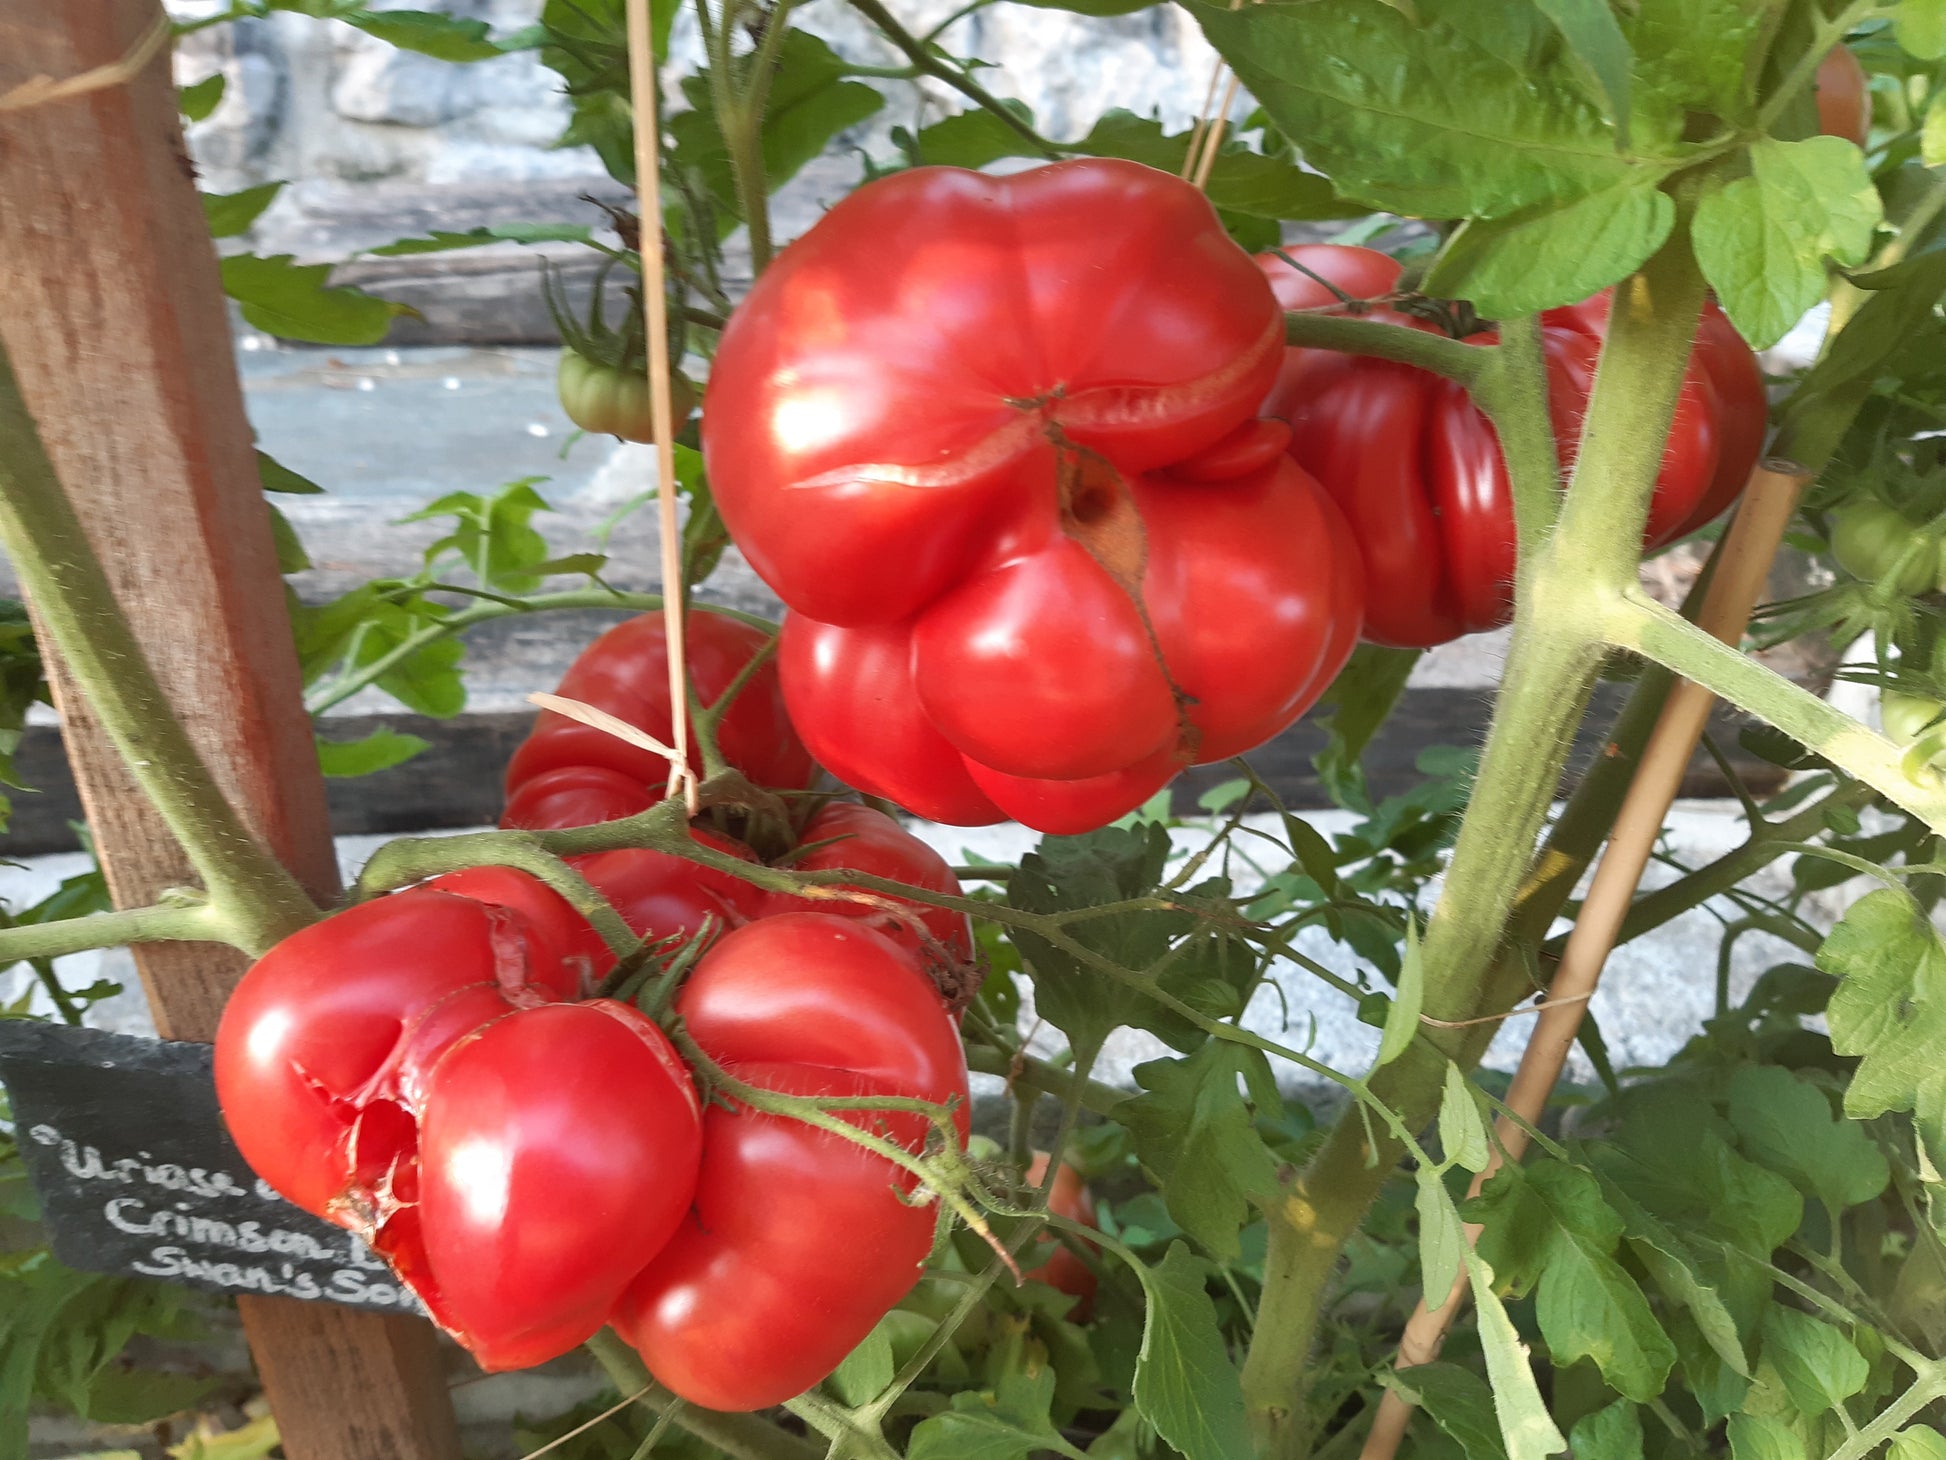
[
  {"left": 615, "top": 913, "right": 970, "bottom": 1411},
  {"left": 504, "top": 608, "right": 813, "bottom": 803},
  {"left": 1259, "top": 246, "right": 1764, "bottom": 649},
  {"left": 706, "top": 159, "right": 1362, "bottom": 831},
  {"left": 213, "top": 880, "right": 704, "bottom": 1372}
]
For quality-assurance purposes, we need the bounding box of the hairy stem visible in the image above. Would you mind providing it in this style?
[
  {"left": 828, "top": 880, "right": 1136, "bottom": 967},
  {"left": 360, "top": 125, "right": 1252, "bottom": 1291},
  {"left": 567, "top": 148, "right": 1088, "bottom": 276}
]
[
  {"left": 1605, "top": 591, "right": 1946, "bottom": 832},
  {"left": 585, "top": 1329, "right": 823, "bottom": 1460},
  {"left": 0, "top": 901, "right": 237, "bottom": 965},
  {"left": 1239, "top": 234, "right": 1710, "bottom": 1459},
  {"left": 1282, "top": 311, "right": 1484, "bottom": 383},
  {"left": 0, "top": 344, "right": 317, "bottom": 953},
  {"left": 844, "top": 0, "right": 1061, "bottom": 158}
]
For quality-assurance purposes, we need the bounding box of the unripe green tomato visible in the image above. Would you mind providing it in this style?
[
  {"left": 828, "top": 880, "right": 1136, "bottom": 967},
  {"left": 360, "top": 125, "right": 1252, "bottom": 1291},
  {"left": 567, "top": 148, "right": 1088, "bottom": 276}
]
[
  {"left": 1830, "top": 501, "right": 1938, "bottom": 593},
  {"left": 555, "top": 350, "right": 696, "bottom": 442},
  {"left": 1882, "top": 690, "right": 1946, "bottom": 748}
]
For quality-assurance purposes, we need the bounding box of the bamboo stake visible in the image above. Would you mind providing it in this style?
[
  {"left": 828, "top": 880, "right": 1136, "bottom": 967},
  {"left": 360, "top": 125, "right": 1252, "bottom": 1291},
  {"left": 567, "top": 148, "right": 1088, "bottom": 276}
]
[
  {"left": 1190, "top": 71, "right": 1242, "bottom": 190},
  {"left": 625, "top": 0, "right": 699, "bottom": 814},
  {"left": 1359, "top": 459, "right": 1814, "bottom": 1460}
]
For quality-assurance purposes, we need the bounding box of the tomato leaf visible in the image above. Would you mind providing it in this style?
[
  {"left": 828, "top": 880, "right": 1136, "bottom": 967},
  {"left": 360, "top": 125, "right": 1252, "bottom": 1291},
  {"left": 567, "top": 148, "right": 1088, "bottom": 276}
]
[
  {"left": 1626, "top": 0, "right": 1762, "bottom": 128},
  {"left": 1310, "top": 644, "right": 1420, "bottom": 813},
  {"left": 219, "top": 254, "right": 414, "bottom": 346},
  {"left": 366, "top": 222, "right": 594, "bottom": 256},
  {"left": 202, "top": 181, "right": 285, "bottom": 239},
  {"left": 1375, "top": 914, "right": 1423, "bottom": 1069},
  {"left": 340, "top": 8, "right": 504, "bottom": 61},
  {"left": 1693, "top": 136, "right": 1883, "bottom": 349},
  {"left": 315, "top": 727, "right": 431, "bottom": 778},
  {"left": 1384, "top": 1362, "right": 1507, "bottom": 1460},
  {"left": 1130, "top": 1243, "right": 1251, "bottom": 1460},
  {"left": 1569, "top": 1400, "right": 1644, "bottom": 1460},
  {"left": 1416, "top": 1165, "right": 1466, "bottom": 1313},
  {"left": 908, "top": 1367, "right": 1085, "bottom": 1460},
  {"left": 1529, "top": 0, "right": 1634, "bottom": 147},
  {"left": 1925, "top": 92, "right": 1946, "bottom": 167},
  {"left": 1470, "top": 1163, "right": 1676, "bottom": 1401},
  {"left": 1424, "top": 179, "right": 1673, "bottom": 317},
  {"left": 1899, "top": 0, "right": 1946, "bottom": 60},
  {"left": 1759, "top": 1307, "right": 1869, "bottom": 1417},
  {"left": 1724, "top": 1065, "right": 1890, "bottom": 1216},
  {"left": 178, "top": 72, "right": 226, "bottom": 122},
  {"left": 672, "top": 31, "right": 884, "bottom": 232},
  {"left": 403, "top": 479, "right": 561, "bottom": 594},
  {"left": 1820, "top": 887, "right": 1946, "bottom": 1163},
  {"left": 1184, "top": 0, "right": 1675, "bottom": 222},
  {"left": 1118, "top": 1042, "right": 1281, "bottom": 1260},
  {"left": 1439, "top": 1062, "right": 1492, "bottom": 1175},
  {"left": 1891, "top": 1428, "right": 1946, "bottom": 1460},
  {"left": 1010, "top": 0, "right": 1156, "bottom": 13},
  {"left": 1466, "top": 1252, "right": 1569, "bottom": 1460},
  {"left": 257, "top": 449, "right": 324, "bottom": 495},
  {"left": 1726, "top": 1414, "right": 1809, "bottom": 1460},
  {"left": 827, "top": 1319, "right": 896, "bottom": 1408}
]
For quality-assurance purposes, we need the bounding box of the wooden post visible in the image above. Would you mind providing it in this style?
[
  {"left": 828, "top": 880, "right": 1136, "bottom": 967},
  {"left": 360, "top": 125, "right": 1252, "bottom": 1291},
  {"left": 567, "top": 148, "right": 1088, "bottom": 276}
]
[{"left": 0, "top": 4, "right": 462, "bottom": 1457}]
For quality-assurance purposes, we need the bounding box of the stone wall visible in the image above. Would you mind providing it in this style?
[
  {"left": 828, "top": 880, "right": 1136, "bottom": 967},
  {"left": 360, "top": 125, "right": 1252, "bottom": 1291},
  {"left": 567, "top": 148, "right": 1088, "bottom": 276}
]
[{"left": 168, "top": 0, "right": 1225, "bottom": 205}]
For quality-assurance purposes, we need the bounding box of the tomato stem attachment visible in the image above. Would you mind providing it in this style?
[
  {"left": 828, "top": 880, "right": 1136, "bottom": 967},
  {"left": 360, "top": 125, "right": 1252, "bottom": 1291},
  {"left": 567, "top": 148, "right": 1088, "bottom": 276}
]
[{"left": 583, "top": 1329, "right": 823, "bottom": 1460}]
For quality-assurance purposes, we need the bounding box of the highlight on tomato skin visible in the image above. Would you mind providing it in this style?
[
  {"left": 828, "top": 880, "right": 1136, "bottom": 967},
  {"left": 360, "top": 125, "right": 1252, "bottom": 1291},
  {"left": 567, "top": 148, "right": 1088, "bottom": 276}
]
[{"left": 705, "top": 158, "right": 1365, "bottom": 834}]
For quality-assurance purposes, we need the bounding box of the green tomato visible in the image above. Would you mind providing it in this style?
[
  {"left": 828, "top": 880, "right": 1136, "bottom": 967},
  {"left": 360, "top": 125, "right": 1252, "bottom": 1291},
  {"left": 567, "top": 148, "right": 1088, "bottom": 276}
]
[
  {"left": 555, "top": 349, "right": 696, "bottom": 442},
  {"left": 1830, "top": 501, "right": 1939, "bottom": 593},
  {"left": 1882, "top": 689, "right": 1946, "bottom": 748}
]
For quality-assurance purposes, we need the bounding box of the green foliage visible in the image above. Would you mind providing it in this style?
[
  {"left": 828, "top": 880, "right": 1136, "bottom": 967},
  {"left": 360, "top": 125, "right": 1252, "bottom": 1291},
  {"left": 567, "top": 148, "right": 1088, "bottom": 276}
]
[
  {"left": 1821, "top": 887, "right": 1946, "bottom": 1158},
  {"left": 201, "top": 182, "right": 284, "bottom": 239},
  {"left": 0, "top": 601, "right": 48, "bottom": 837},
  {"left": 1129, "top": 1243, "right": 1252, "bottom": 1460},
  {"left": 1693, "top": 137, "right": 1884, "bottom": 349},
  {"left": 316, "top": 725, "right": 430, "bottom": 777},
  {"left": 218, "top": 255, "right": 414, "bottom": 346}
]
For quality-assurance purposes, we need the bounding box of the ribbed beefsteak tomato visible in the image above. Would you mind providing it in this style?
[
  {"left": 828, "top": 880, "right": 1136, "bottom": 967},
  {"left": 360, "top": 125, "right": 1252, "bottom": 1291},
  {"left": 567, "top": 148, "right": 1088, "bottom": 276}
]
[
  {"left": 1259, "top": 246, "right": 1765, "bottom": 648},
  {"left": 703, "top": 159, "right": 1362, "bottom": 832}
]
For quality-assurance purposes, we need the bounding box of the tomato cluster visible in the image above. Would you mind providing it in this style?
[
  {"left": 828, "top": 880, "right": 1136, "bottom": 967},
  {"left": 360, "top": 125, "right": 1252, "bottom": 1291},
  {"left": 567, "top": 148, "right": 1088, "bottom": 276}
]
[
  {"left": 1257, "top": 246, "right": 1766, "bottom": 648},
  {"left": 704, "top": 159, "right": 1363, "bottom": 833},
  {"left": 217, "top": 610, "right": 973, "bottom": 1409}
]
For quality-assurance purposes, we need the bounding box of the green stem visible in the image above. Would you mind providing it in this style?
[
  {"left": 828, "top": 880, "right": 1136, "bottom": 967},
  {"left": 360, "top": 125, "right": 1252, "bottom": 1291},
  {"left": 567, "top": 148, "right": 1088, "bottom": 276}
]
[
  {"left": 1472, "top": 314, "right": 1561, "bottom": 556},
  {"left": 963, "top": 1044, "right": 1128, "bottom": 1115},
  {"left": 1281, "top": 311, "right": 1484, "bottom": 383},
  {"left": 1238, "top": 234, "right": 1710, "bottom": 1460},
  {"left": 1753, "top": 0, "right": 1880, "bottom": 134},
  {"left": 845, "top": 0, "right": 1061, "bottom": 159},
  {"left": 584, "top": 1329, "right": 822, "bottom": 1460},
  {"left": 352, "top": 833, "right": 638, "bottom": 956},
  {"left": 1562, "top": 777, "right": 1878, "bottom": 953},
  {"left": 1605, "top": 591, "right": 1946, "bottom": 832},
  {"left": 0, "top": 902, "right": 237, "bottom": 966},
  {"left": 782, "top": 1392, "right": 899, "bottom": 1460},
  {"left": 305, "top": 591, "right": 774, "bottom": 715},
  {"left": 1819, "top": 1364, "right": 1946, "bottom": 1460},
  {"left": 0, "top": 344, "right": 318, "bottom": 954}
]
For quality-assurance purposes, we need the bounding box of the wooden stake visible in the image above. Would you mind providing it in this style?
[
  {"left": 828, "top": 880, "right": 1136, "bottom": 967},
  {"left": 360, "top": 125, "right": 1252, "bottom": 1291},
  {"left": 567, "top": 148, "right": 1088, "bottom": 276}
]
[
  {"left": 1359, "top": 461, "right": 1814, "bottom": 1460},
  {"left": 625, "top": 0, "right": 698, "bottom": 814},
  {"left": 0, "top": 5, "right": 460, "bottom": 1455}
]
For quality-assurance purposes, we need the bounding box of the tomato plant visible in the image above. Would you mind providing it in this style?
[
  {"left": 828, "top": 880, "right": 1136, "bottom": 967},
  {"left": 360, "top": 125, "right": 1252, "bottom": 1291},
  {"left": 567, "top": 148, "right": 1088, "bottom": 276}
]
[
  {"left": 10, "top": 4, "right": 1946, "bottom": 1460},
  {"left": 709, "top": 160, "right": 1362, "bottom": 832}
]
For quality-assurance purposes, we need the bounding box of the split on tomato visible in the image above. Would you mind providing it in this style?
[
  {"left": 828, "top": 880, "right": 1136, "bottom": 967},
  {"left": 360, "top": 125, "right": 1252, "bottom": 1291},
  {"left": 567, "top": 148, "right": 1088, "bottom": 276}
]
[{"left": 703, "top": 158, "right": 1365, "bottom": 834}]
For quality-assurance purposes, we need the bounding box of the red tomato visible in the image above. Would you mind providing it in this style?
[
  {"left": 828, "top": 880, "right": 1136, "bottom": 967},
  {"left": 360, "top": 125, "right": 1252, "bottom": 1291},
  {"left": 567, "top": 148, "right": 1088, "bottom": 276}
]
[
  {"left": 504, "top": 608, "right": 814, "bottom": 804},
  {"left": 1817, "top": 47, "right": 1871, "bottom": 147},
  {"left": 1025, "top": 1152, "right": 1099, "bottom": 1318},
  {"left": 705, "top": 160, "right": 1362, "bottom": 832},
  {"left": 615, "top": 913, "right": 970, "bottom": 1410},
  {"left": 762, "top": 802, "right": 972, "bottom": 966},
  {"left": 502, "top": 764, "right": 655, "bottom": 831},
  {"left": 1259, "top": 246, "right": 1765, "bottom": 648},
  {"left": 213, "top": 880, "right": 703, "bottom": 1371}
]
